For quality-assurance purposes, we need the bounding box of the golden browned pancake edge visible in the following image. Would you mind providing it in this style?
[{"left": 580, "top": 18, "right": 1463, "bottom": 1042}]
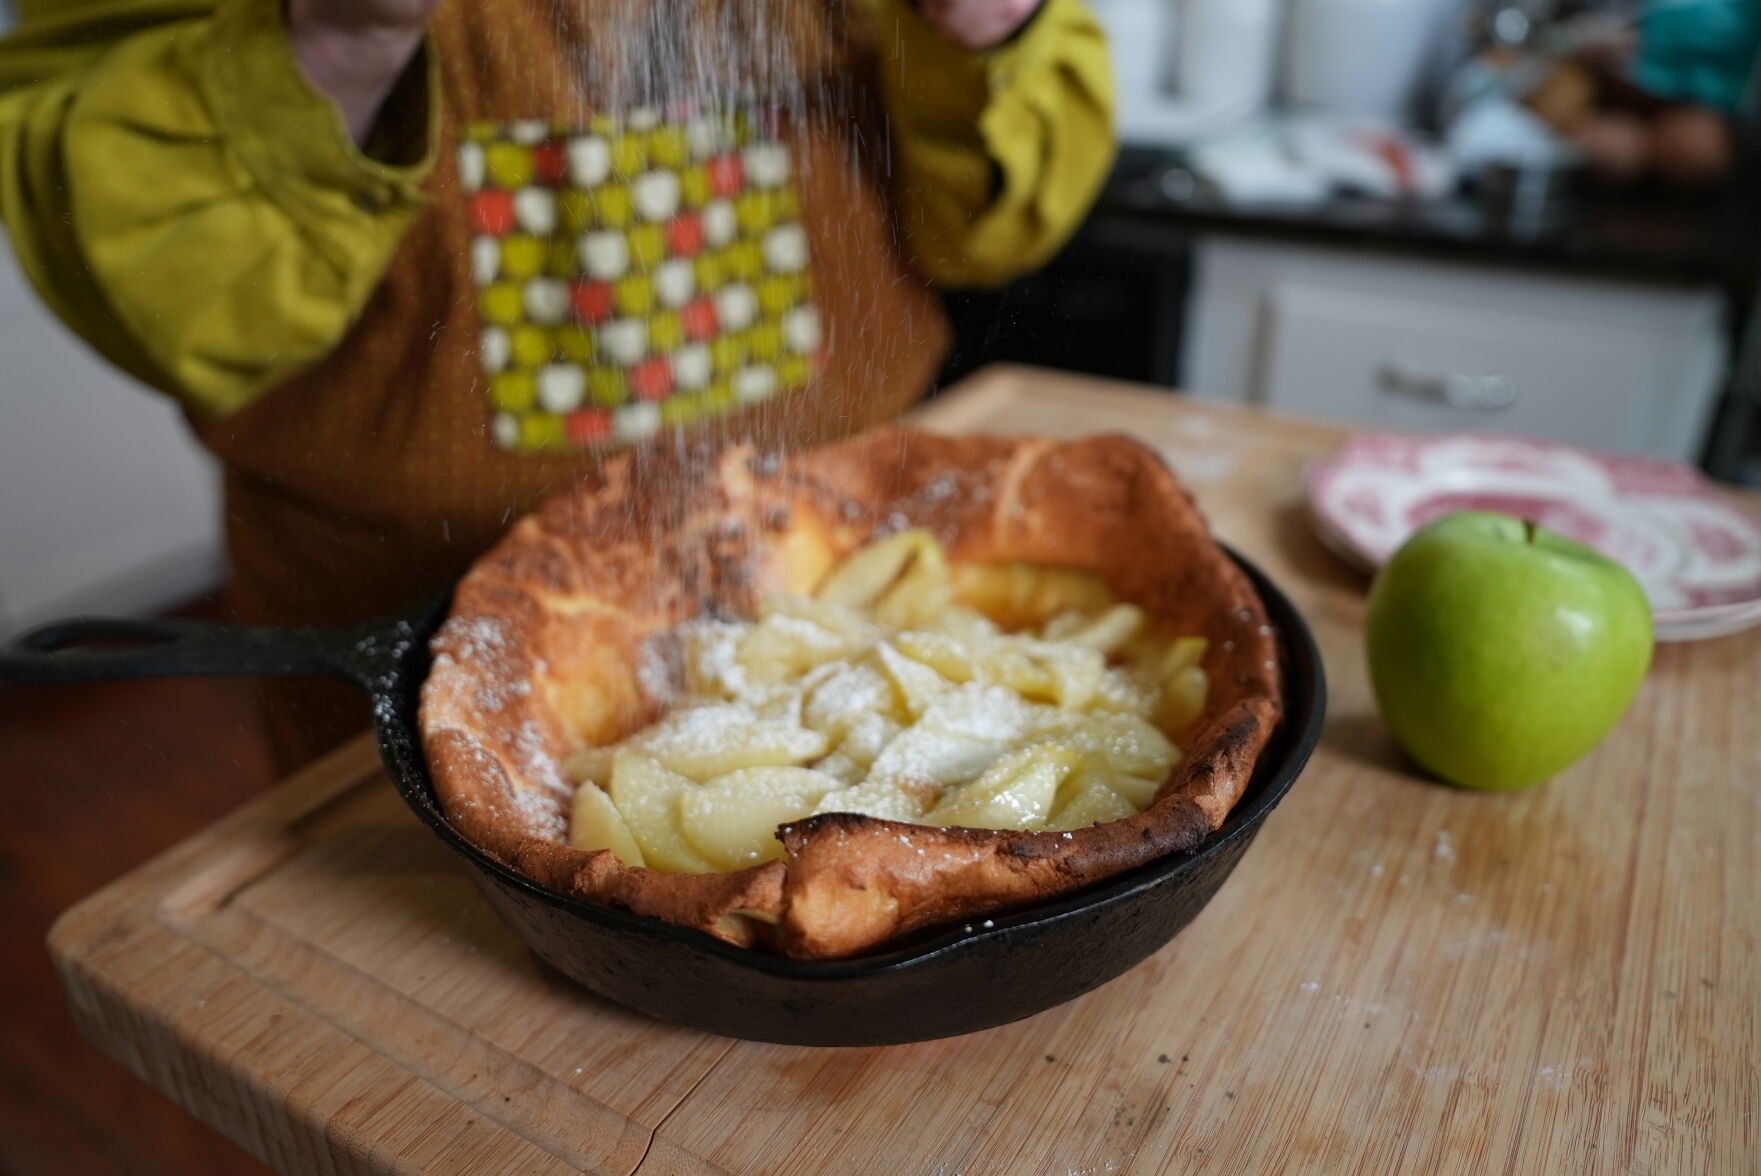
[{"left": 419, "top": 426, "right": 1283, "bottom": 960}]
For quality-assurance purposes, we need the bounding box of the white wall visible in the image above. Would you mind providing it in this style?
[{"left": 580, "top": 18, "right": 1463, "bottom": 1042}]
[{"left": 0, "top": 244, "right": 225, "bottom": 638}]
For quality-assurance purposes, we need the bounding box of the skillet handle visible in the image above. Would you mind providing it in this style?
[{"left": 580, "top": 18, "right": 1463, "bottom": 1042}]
[{"left": 0, "top": 615, "right": 392, "bottom": 689}]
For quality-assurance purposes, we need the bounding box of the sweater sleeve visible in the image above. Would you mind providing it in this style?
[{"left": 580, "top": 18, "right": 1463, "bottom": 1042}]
[
  {"left": 0, "top": 0, "right": 437, "bottom": 416},
  {"left": 872, "top": 0, "right": 1116, "bottom": 289}
]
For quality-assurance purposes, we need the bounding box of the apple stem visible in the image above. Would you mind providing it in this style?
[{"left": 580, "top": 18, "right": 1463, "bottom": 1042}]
[{"left": 1523, "top": 518, "right": 1538, "bottom": 545}]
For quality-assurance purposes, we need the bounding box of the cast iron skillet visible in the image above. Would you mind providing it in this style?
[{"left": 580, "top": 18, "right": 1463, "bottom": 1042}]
[{"left": 0, "top": 550, "right": 1325, "bottom": 1046}]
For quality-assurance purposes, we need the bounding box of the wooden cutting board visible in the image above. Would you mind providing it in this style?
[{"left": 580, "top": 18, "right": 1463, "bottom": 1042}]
[{"left": 50, "top": 367, "right": 1761, "bottom": 1174}]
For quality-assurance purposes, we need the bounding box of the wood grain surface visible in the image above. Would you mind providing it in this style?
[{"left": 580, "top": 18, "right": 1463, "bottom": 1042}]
[{"left": 48, "top": 367, "right": 1761, "bottom": 1174}]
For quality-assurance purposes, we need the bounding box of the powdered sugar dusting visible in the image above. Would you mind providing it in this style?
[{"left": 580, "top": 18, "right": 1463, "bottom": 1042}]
[
  {"left": 545, "top": 534, "right": 1204, "bottom": 861},
  {"left": 512, "top": 718, "right": 570, "bottom": 804},
  {"left": 1434, "top": 830, "right": 1456, "bottom": 863},
  {"left": 507, "top": 778, "right": 567, "bottom": 839},
  {"left": 444, "top": 615, "right": 510, "bottom": 664},
  {"left": 435, "top": 613, "right": 540, "bottom": 716},
  {"left": 804, "top": 661, "right": 893, "bottom": 732},
  {"left": 637, "top": 632, "right": 683, "bottom": 706},
  {"left": 921, "top": 474, "right": 957, "bottom": 503},
  {"left": 679, "top": 617, "right": 751, "bottom": 697},
  {"left": 475, "top": 676, "right": 531, "bottom": 714}
]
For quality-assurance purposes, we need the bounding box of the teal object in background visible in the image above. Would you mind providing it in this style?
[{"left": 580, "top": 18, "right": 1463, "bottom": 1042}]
[{"left": 1636, "top": 0, "right": 1761, "bottom": 113}]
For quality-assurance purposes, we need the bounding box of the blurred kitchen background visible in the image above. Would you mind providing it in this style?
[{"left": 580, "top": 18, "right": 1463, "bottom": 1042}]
[{"left": 3, "top": 0, "right": 1759, "bottom": 639}]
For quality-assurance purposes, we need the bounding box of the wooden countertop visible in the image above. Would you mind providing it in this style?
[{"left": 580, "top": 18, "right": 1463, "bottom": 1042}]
[{"left": 49, "top": 367, "right": 1761, "bottom": 1174}]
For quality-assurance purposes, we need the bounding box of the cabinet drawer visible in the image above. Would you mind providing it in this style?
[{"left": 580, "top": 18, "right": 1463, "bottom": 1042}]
[
  {"left": 1183, "top": 236, "right": 1727, "bottom": 461},
  {"left": 1257, "top": 283, "right": 1648, "bottom": 449}
]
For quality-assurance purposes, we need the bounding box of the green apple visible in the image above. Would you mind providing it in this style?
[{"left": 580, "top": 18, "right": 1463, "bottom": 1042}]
[{"left": 1365, "top": 511, "right": 1654, "bottom": 791}]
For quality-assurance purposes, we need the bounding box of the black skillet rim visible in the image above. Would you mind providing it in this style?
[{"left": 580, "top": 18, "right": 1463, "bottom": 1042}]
[{"left": 373, "top": 547, "right": 1326, "bottom": 979}]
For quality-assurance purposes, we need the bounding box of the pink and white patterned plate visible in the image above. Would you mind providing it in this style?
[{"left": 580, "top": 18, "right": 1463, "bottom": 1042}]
[{"left": 1305, "top": 433, "right": 1761, "bottom": 642}]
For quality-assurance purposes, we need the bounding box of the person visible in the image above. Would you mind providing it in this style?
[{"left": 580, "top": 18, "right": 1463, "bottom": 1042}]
[
  {"left": 0, "top": 0, "right": 1115, "bottom": 767},
  {"left": 1516, "top": 0, "right": 1760, "bottom": 186}
]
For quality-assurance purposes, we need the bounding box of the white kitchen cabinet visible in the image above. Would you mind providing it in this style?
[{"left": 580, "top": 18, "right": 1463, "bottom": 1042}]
[
  {"left": 1182, "top": 236, "right": 1727, "bottom": 461},
  {"left": 0, "top": 244, "right": 224, "bottom": 639}
]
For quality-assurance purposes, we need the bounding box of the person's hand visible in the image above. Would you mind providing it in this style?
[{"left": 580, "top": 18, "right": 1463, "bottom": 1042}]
[
  {"left": 287, "top": 0, "right": 442, "bottom": 145},
  {"left": 915, "top": 0, "right": 1045, "bottom": 53}
]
